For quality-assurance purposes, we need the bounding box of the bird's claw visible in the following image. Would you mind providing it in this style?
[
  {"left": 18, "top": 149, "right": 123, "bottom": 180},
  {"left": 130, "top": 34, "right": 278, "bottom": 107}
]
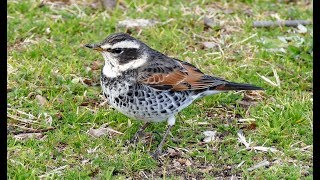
[{"left": 150, "top": 149, "right": 162, "bottom": 160}]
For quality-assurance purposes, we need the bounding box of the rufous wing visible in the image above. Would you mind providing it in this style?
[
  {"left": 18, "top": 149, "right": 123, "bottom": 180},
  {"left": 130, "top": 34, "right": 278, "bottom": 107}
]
[{"left": 138, "top": 60, "right": 226, "bottom": 91}]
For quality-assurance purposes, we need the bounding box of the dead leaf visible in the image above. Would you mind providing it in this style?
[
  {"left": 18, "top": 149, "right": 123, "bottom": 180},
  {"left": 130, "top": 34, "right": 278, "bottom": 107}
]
[
  {"left": 244, "top": 8, "right": 253, "bottom": 16},
  {"left": 247, "top": 160, "right": 270, "bottom": 171},
  {"left": 237, "top": 130, "right": 251, "bottom": 148},
  {"left": 241, "top": 122, "right": 257, "bottom": 130},
  {"left": 236, "top": 161, "right": 245, "bottom": 168},
  {"left": 176, "top": 158, "right": 192, "bottom": 166},
  {"left": 56, "top": 142, "right": 67, "bottom": 152},
  {"left": 71, "top": 77, "right": 81, "bottom": 84},
  {"left": 42, "top": 113, "right": 53, "bottom": 126},
  {"left": 173, "top": 160, "right": 181, "bottom": 167},
  {"left": 39, "top": 165, "right": 68, "bottom": 178},
  {"left": 83, "top": 78, "right": 92, "bottom": 86},
  {"left": 80, "top": 102, "right": 89, "bottom": 106},
  {"left": 200, "top": 166, "right": 213, "bottom": 173},
  {"left": 91, "top": 60, "right": 103, "bottom": 70},
  {"left": 87, "top": 123, "right": 123, "bottom": 138},
  {"left": 14, "top": 133, "right": 43, "bottom": 140},
  {"left": 87, "top": 146, "right": 100, "bottom": 154},
  {"left": 167, "top": 147, "right": 181, "bottom": 158},
  {"left": 257, "top": 67, "right": 280, "bottom": 87},
  {"left": 27, "top": 92, "right": 36, "bottom": 99},
  {"left": 81, "top": 159, "right": 90, "bottom": 165},
  {"left": 100, "top": 0, "right": 116, "bottom": 10},
  {"left": 243, "top": 90, "right": 265, "bottom": 101},
  {"left": 45, "top": 27, "right": 51, "bottom": 34},
  {"left": 117, "top": 19, "right": 158, "bottom": 29},
  {"left": 297, "top": 24, "right": 307, "bottom": 34},
  {"left": 203, "top": 130, "right": 217, "bottom": 143},
  {"left": 203, "top": 16, "right": 215, "bottom": 28},
  {"left": 223, "top": 9, "right": 234, "bottom": 14},
  {"left": 237, "top": 100, "right": 257, "bottom": 107},
  {"left": 201, "top": 42, "right": 219, "bottom": 49},
  {"left": 55, "top": 112, "right": 63, "bottom": 120},
  {"left": 35, "top": 95, "right": 48, "bottom": 106},
  {"left": 185, "top": 159, "right": 192, "bottom": 166},
  {"left": 253, "top": 146, "right": 278, "bottom": 153},
  {"left": 237, "top": 130, "right": 280, "bottom": 153}
]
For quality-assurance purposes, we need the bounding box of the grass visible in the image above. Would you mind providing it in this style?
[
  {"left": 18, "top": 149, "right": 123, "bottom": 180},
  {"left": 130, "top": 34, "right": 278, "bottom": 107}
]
[{"left": 7, "top": 0, "right": 312, "bottom": 179}]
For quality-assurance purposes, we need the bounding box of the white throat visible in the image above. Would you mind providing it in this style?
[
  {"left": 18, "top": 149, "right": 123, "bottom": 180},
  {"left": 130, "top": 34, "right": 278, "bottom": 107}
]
[{"left": 102, "top": 52, "right": 147, "bottom": 78}]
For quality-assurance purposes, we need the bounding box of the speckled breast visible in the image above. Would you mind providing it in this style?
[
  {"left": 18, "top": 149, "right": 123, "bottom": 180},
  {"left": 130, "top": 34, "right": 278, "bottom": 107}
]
[{"left": 100, "top": 73, "right": 196, "bottom": 122}]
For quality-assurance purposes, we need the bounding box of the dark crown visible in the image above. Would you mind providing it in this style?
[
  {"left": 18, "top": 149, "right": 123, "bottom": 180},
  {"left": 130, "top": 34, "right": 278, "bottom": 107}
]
[{"left": 102, "top": 33, "right": 137, "bottom": 46}]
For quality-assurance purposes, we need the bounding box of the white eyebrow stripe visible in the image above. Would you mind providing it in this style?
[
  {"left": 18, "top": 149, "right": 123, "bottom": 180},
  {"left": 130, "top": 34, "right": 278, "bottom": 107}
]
[
  {"left": 112, "top": 40, "right": 140, "bottom": 49},
  {"left": 100, "top": 44, "right": 111, "bottom": 49}
]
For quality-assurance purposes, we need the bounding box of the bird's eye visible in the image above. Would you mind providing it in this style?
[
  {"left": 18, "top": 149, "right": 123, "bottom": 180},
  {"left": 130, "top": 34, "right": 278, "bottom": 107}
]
[
  {"left": 112, "top": 48, "right": 123, "bottom": 54},
  {"left": 105, "top": 48, "right": 123, "bottom": 54}
]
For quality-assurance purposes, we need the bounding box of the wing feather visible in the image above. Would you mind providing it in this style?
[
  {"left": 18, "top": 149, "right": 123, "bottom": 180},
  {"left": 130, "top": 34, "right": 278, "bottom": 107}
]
[{"left": 138, "top": 59, "right": 226, "bottom": 91}]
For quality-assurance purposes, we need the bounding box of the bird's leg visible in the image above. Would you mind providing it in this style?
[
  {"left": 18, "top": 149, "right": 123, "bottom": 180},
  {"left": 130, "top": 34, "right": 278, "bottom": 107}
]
[
  {"left": 152, "top": 116, "right": 175, "bottom": 159},
  {"left": 130, "top": 122, "right": 150, "bottom": 144}
]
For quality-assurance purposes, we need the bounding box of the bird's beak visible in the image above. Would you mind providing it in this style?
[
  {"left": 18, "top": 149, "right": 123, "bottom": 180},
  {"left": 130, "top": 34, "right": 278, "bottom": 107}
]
[{"left": 84, "top": 43, "right": 103, "bottom": 51}]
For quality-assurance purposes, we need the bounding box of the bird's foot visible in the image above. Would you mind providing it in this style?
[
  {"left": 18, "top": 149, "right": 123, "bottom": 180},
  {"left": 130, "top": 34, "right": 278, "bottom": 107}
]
[
  {"left": 129, "top": 131, "right": 144, "bottom": 144},
  {"left": 127, "top": 122, "right": 151, "bottom": 145},
  {"left": 150, "top": 149, "right": 162, "bottom": 160}
]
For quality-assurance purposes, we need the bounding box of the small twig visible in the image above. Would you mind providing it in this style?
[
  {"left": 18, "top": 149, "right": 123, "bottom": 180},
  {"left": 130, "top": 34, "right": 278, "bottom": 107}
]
[
  {"left": 9, "top": 127, "right": 56, "bottom": 135},
  {"left": 7, "top": 114, "right": 39, "bottom": 124},
  {"left": 236, "top": 161, "right": 246, "bottom": 168},
  {"left": 228, "top": 33, "right": 257, "bottom": 47},
  {"left": 253, "top": 20, "right": 311, "bottom": 27},
  {"left": 248, "top": 160, "right": 270, "bottom": 171},
  {"left": 39, "top": 165, "right": 68, "bottom": 178}
]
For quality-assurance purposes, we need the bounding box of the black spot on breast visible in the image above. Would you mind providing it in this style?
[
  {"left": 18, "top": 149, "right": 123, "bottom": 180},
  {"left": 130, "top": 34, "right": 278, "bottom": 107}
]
[
  {"left": 119, "top": 95, "right": 124, "bottom": 100},
  {"left": 173, "top": 96, "right": 179, "bottom": 101},
  {"left": 134, "top": 91, "right": 139, "bottom": 96},
  {"left": 127, "top": 91, "right": 133, "bottom": 96},
  {"left": 115, "top": 98, "right": 120, "bottom": 103},
  {"left": 168, "top": 104, "right": 174, "bottom": 109},
  {"left": 160, "top": 109, "right": 167, "bottom": 114}
]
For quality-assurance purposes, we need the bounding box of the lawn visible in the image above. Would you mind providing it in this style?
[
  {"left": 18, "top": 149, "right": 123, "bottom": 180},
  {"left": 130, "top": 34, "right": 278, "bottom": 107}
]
[{"left": 7, "top": 0, "right": 313, "bottom": 179}]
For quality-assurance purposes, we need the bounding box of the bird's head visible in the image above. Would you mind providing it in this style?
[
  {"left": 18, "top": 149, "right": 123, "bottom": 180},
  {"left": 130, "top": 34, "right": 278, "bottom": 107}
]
[{"left": 85, "top": 33, "right": 148, "bottom": 76}]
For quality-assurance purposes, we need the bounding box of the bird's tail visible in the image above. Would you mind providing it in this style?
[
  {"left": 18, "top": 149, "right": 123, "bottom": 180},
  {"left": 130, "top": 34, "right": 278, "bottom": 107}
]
[{"left": 212, "top": 82, "right": 264, "bottom": 91}]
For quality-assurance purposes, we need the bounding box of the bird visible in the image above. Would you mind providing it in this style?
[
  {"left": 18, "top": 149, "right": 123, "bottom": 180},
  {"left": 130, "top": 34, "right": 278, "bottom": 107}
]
[{"left": 85, "top": 33, "right": 263, "bottom": 158}]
